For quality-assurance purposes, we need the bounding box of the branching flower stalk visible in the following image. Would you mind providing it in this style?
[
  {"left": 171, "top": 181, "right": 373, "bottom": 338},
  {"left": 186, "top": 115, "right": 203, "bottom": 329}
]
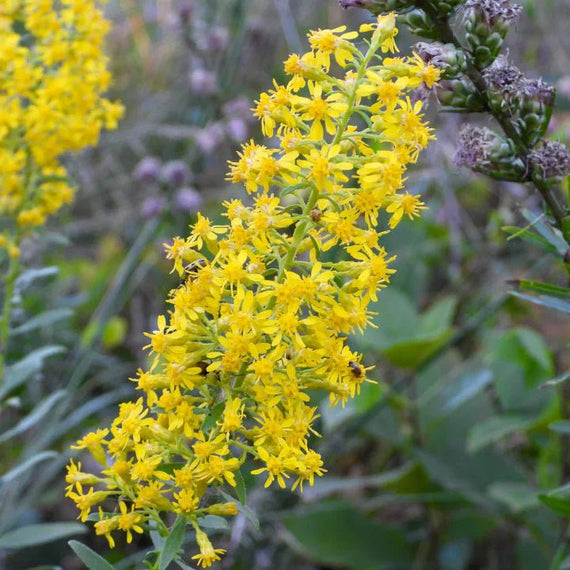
[
  {"left": 340, "top": 0, "right": 570, "bottom": 241},
  {"left": 0, "top": 0, "right": 123, "bottom": 378},
  {"left": 66, "top": 15, "right": 439, "bottom": 567}
]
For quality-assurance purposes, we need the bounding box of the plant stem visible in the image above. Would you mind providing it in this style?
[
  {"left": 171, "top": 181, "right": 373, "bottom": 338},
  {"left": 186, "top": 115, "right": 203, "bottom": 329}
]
[
  {"left": 0, "top": 245, "right": 20, "bottom": 383},
  {"left": 414, "top": 0, "right": 568, "bottom": 234}
]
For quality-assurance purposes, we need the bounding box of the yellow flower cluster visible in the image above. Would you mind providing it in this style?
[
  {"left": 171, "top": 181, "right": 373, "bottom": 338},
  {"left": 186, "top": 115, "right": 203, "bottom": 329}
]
[
  {"left": 0, "top": 0, "right": 122, "bottom": 250},
  {"left": 66, "top": 15, "right": 437, "bottom": 567}
]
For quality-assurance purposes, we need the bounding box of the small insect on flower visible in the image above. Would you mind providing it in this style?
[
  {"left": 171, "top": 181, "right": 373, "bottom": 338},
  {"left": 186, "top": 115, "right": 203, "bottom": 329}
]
[
  {"left": 348, "top": 361, "right": 364, "bottom": 378},
  {"left": 179, "top": 258, "right": 208, "bottom": 285}
]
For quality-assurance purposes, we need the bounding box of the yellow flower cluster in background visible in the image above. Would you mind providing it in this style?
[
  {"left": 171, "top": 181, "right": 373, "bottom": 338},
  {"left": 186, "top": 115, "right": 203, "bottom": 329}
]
[
  {"left": 66, "top": 14, "right": 437, "bottom": 567},
  {"left": 0, "top": 0, "right": 122, "bottom": 252}
]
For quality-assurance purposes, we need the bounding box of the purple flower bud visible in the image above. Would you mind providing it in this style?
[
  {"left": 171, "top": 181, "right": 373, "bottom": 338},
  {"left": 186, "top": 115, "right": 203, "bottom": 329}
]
[
  {"left": 454, "top": 126, "right": 496, "bottom": 169},
  {"left": 175, "top": 187, "right": 203, "bottom": 213},
  {"left": 160, "top": 160, "right": 192, "bottom": 187},
  {"left": 204, "top": 27, "right": 230, "bottom": 53},
  {"left": 223, "top": 97, "right": 252, "bottom": 120},
  {"left": 464, "top": 0, "right": 522, "bottom": 26},
  {"left": 179, "top": 0, "right": 194, "bottom": 22},
  {"left": 140, "top": 196, "right": 166, "bottom": 218},
  {"left": 189, "top": 69, "right": 217, "bottom": 95},
  {"left": 529, "top": 141, "right": 570, "bottom": 180},
  {"left": 133, "top": 157, "right": 162, "bottom": 182},
  {"left": 226, "top": 118, "right": 248, "bottom": 143},
  {"left": 483, "top": 58, "right": 524, "bottom": 98},
  {"left": 195, "top": 123, "right": 225, "bottom": 154}
]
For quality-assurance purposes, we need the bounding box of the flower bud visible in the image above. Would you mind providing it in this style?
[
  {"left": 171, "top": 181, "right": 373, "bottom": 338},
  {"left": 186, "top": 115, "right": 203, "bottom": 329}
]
[
  {"left": 415, "top": 42, "right": 467, "bottom": 79},
  {"left": 195, "top": 123, "right": 225, "bottom": 154},
  {"left": 205, "top": 502, "right": 239, "bottom": 516},
  {"left": 133, "top": 157, "right": 162, "bottom": 182},
  {"left": 437, "top": 77, "right": 485, "bottom": 111},
  {"left": 400, "top": 9, "right": 438, "bottom": 40},
  {"left": 179, "top": 1, "right": 194, "bottom": 23},
  {"left": 175, "top": 187, "right": 203, "bottom": 213},
  {"left": 455, "top": 125, "right": 526, "bottom": 181},
  {"left": 529, "top": 141, "right": 570, "bottom": 182},
  {"left": 223, "top": 97, "right": 252, "bottom": 119},
  {"left": 160, "top": 160, "right": 192, "bottom": 187},
  {"left": 483, "top": 59, "right": 556, "bottom": 145},
  {"left": 463, "top": 0, "right": 522, "bottom": 68},
  {"left": 189, "top": 68, "right": 218, "bottom": 95},
  {"left": 429, "top": 0, "right": 466, "bottom": 15},
  {"left": 203, "top": 27, "right": 230, "bottom": 53},
  {"left": 141, "top": 196, "right": 166, "bottom": 218},
  {"left": 226, "top": 118, "right": 248, "bottom": 142}
]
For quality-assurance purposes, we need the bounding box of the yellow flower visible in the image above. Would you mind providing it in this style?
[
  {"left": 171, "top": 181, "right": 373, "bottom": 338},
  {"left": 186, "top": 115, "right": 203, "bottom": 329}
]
[
  {"left": 68, "top": 15, "right": 436, "bottom": 565},
  {"left": 192, "top": 527, "right": 226, "bottom": 568}
]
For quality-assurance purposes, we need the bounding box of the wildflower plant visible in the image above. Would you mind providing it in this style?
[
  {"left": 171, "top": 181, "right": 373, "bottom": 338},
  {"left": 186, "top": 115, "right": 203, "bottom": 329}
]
[
  {"left": 0, "top": 0, "right": 123, "bottom": 374},
  {"left": 66, "top": 14, "right": 438, "bottom": 567}
]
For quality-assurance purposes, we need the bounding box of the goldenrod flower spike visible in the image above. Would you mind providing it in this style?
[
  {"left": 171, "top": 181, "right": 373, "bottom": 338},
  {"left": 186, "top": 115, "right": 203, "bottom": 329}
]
[
  {"left": 0, "top": 0, "right": 123, "bottom": 265},
  {"left": 67, "top": 14, "right": 438, "bottom": 562}
]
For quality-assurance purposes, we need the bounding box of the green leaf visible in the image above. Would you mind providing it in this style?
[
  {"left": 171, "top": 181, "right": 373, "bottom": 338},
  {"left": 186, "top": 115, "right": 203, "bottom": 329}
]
[
  {"left": 540, "top": 371, "right": 570, "bottom": 390},
  {"left": 0, "top": 346, "right": 66, "bottom": 399},
  {"left": 303, "top": 462, "right": 418, "bottom": 501},
  {"left": 234, "top": 468, "right": 247, "bottom": 505},
  {"left": 101, "top": 316, "right": 128, "bottom": 349},
  {"left": 549, "top": 421, "right": 570, "bottom": 434},
  {"left": 219, "top": 489, "right": 259, "bottom": 531},
  {"left": 0, "top": 390, "right": 66, "bottom": 442},
  {"left": 363, "top": 288, "right": 419, "bottom": 348},
  {"left": 158, "top": 516, "right": 186, "bottom": 570},
  {"left": 503, "top": 225, "right": 560, "bottom": 254},
  {"left": 440, "top": 369, "right": 493, "bottom": 415},
  {"left": 10, "top": 308, "right": 74, "bottom": 336},
  {"left": 200, "top": 402, "right": 225, "bottom": 432},
  {"left": 68, "top": 540, "right": 115, "bottom": 570},
  {"left": 15, "top": 266, "right": 59, "bottom": 289},
  {"left": 467, "top": 415, "right": 533, "bottom": 454},
  {"left": 415, "top": 450, "right": 494, "bottom": 509},
  {"left": 281, "top": 501, "right": 413, "bottom": 569},
  {"left": 512, "top": 279, "right": 570, "bottom": 298},
  {"left": 521, "top": 209, "right": 568, "bottom": 255},
  {"left": 418, "top": 296, "right": 457, "bottom": 335},
  {"left": 0, "top": 523, "right": 86, "bottom": 549},
  {"left": 382, "top": 331, "right": 453, "bottom": 370},
  {"left": 515, "top": 328, "right": 552, "bottom": 370},
  {"left": 539, "top": 493, "right": 570, "bottom": 517},
  {"left": 487, "top": 482, "right": 539, "bottom": 513},
  {"left": 0, "top": 451, "right": 58, "bottom": 485},
  {"left": 511, "top": 291, "right": 570, "bottom": 314},
  {"left": 199, "top": 515, "right": 228, "bottom": 530},
  {"left": 175, "top": 561, "right": 197, "bottom": 570}
]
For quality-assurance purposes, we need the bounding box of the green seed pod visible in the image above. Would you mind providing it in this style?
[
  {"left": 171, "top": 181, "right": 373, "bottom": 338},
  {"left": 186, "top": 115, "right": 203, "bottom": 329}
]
[
  {"left": 399, "top": 8, "right": 439, "bottom": 39},
  {"left": 437, "top": 78, "right": 485, "bottom": 112}
]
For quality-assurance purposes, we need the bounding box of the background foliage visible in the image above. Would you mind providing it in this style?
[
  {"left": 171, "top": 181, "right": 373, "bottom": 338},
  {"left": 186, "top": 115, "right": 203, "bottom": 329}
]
[{"left": 1, "top": 0, "right": 570, "bottom": 568}]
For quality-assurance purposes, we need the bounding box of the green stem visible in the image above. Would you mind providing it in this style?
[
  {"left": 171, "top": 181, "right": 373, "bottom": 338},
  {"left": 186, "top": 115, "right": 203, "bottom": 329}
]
[{"left": 0, "top": 240, "right": 20, "bottom": 383}]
